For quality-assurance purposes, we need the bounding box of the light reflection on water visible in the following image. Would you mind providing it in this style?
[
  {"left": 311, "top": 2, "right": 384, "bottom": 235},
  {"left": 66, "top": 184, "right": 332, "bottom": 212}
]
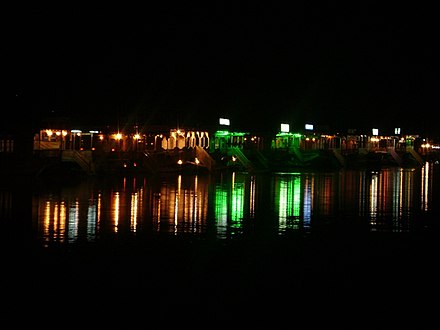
[{"left": 15, "top": 162, "right": 437, "bottom": 246}]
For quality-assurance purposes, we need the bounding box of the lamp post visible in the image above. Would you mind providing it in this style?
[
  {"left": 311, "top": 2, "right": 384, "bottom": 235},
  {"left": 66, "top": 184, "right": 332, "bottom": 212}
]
[
  {"left": 90, "top": 130, "right": 99, "bottom": 150},
  {"left": 71, "top": 130, "right": 82, "bottom": 150},
  {"left": 134, "top": 133, "right": 141, "bottom": 153},
  {"left": 115, "top": 132, "right": 122, "bottom": 160},
  {"left": 62, "top": 130, "right": 67, "bottom": 150}
]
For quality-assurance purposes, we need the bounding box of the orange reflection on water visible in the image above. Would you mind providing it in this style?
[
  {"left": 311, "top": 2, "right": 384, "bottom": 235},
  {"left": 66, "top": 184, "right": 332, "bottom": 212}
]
[
  {"left": 97, "top": 193, "right": 102, "bottom": 233},
  {"left": 41, "top": 200, "right": 67, "bottom": 245},
  {"left": 0, "top": 190, "right": 12, "bottom": 220},
  {"left": 32, "top": 166, "right": 436, "bottom": 243},
  {"left": 367, "top": 169, "right": 417, "bottom": 231},
  {"left": 112, "top": 192, "right": 120, "bottom": 233},
  {"left": 321, "top": 175, "right": 334, "bottom": 216},
  {"left": 154, "top": 174, "right": 209, "bottom": 235},
  {"left": 130, "top": 191, "right": 139, "bottom": 232}
]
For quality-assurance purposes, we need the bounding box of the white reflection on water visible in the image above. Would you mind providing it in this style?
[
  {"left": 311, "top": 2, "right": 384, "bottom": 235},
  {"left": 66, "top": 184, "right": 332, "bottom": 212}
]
[
  {"left": 67, "top": 200, "right": 79, "bottom": 243},
  {"left": 302, "top": 176, "right": 313, "bottom": 228},
  {"left": 366, "top": 169, "right": 417, "bottom": 232},
  {"left": 421, "top": 162, "right": 430, "bottom": 211},
  {"left": 31, "top": 162, "right": 438, "bottom": 244},
  {"left": 369, "top": 172, "right": 379, "bottom": 227}
]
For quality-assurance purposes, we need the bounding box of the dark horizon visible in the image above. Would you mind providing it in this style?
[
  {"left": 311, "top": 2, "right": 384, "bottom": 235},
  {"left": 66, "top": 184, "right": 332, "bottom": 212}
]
[{"left": 5, "top": 3, "right": 438, "bottom": 137}]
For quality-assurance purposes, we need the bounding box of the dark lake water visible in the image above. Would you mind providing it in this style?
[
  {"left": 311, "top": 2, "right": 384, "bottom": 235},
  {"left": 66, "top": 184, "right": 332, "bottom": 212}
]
[
  {"left": 24, "top": 163, "right": 439, "bottom": 242},
  {"left": 1, "top": 163, "right": 439, "bottom": 321}
]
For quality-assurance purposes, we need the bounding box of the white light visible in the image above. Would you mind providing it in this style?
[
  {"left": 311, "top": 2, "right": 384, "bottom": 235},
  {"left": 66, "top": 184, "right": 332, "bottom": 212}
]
[
  {"left": 280, "top": 123, "right": 289, "bottom": 132},
  {"left": 372, "top": 128, "right": 379, "bottom": 136},
  {"left": 219, "top": 118, "right": 230, "bottom": 126},
  {"left": 305, "top": 124, "right": 314, "bottom": 131}
]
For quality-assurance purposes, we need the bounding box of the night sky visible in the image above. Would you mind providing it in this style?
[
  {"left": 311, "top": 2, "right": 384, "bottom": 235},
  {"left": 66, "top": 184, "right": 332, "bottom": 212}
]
[{"left": 6, "top": 3, "right": 437, "bottom": 136}]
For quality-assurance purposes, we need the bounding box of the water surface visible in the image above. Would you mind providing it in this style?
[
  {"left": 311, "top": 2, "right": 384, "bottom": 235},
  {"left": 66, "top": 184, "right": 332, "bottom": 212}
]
[
  {"left": 28, "top": 163, "right": 439, "bottom": 245},
  {"left": 1, "top": 163, "right": 439, "bottom": 319}
]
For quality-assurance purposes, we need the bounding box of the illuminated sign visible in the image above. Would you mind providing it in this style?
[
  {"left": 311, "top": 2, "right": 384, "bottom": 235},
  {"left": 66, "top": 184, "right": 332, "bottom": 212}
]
[
  {"left": 219, "top": 118, "right": 230, "bottom": 126},
  {"left": 280, "top": 123, "right": 289, "bottom": 132}
]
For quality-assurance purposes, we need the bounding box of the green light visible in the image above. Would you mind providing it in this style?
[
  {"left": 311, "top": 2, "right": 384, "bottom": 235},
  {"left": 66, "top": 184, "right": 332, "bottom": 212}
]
[
  {"left": 292, "top": 176, "right": 301, "bottom": 217},
  {"left": 214, "top": 130, "right": 249, "bottom": 137},
  {"left": 276, "top": 174, "right": 302, "bottom": 231},
  {"left": 231, "top": 181, "right": 244, "bottom": 223},
  {"left": 215, "top": 130, "right": 230, "bottom": 136},
  {"left": 214, "top": 185, "right": 228, "bottom": 237},
  {"left": 276, "top": 132, "right": 303, "bottom": 138}
]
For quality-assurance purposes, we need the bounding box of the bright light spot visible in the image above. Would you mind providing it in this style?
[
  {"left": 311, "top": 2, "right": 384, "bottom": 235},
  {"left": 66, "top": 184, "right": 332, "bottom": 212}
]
[
  {"left": 281, "top": 123, "right": 289, "bottom": 132},
  {"left": 219, "top": 118, "right": 230, "bottom": 126}
]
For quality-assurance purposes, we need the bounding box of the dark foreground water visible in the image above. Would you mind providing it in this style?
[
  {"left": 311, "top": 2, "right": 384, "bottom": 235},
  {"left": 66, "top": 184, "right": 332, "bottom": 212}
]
[{"left": 1, "top": 163, "right": 439, "bottom": 323}]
